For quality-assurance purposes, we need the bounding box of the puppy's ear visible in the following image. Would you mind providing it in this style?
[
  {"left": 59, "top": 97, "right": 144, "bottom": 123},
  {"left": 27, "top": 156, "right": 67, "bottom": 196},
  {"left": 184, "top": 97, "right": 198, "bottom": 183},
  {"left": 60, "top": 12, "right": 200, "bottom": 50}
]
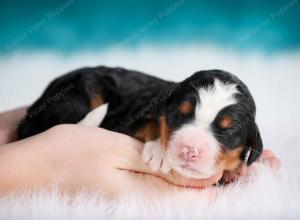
[{"left": 246, "top": 123, "right": 263, "bottom": 165}]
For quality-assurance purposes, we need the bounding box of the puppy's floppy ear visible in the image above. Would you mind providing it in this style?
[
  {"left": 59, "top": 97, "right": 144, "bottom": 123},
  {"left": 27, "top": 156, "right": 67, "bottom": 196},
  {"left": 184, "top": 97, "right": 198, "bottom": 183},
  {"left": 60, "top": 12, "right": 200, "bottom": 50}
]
[{"left": 246, "top": 123, "right": 263, "bottom": 165}]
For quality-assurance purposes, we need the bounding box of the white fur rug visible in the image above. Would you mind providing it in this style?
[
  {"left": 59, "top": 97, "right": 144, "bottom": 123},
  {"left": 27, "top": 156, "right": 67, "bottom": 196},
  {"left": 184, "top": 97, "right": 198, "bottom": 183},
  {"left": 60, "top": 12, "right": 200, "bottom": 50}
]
[
  {"left": 0, "top": 164, "right": 299, "bottom": 219},
  {"left": 0, "top": 45, "right": 300, "bottom": 219}
]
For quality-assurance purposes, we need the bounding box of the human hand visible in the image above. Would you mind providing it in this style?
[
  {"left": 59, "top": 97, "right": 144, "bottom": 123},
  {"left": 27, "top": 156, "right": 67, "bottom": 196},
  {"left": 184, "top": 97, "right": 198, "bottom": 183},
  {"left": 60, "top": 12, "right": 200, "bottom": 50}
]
[
  {"left": 0, "top": 107, "right": 223, "bottom": 192},
  {"left": 0, "top": 123, "right": 223, "bottom": 198},
  {"left": 0, "top": 108, "right": 280, "bottom": 199}
]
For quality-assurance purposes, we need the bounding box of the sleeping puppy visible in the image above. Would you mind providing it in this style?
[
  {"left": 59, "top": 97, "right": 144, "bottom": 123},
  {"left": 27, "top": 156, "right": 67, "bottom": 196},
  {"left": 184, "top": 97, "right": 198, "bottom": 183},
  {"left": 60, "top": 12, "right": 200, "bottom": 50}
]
[{"left": 17, "top": 66, "right": 263, "bottom": 179}]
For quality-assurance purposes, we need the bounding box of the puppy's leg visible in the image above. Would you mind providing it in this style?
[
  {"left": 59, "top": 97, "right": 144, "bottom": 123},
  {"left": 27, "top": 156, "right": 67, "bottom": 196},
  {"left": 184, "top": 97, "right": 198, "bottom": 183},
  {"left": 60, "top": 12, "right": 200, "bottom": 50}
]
[
  {"left": 142, "top": 139, "right": 170, "bottom": 173},
  {"left": 78, "top": 104, "right": 108, "bottom": 127}
]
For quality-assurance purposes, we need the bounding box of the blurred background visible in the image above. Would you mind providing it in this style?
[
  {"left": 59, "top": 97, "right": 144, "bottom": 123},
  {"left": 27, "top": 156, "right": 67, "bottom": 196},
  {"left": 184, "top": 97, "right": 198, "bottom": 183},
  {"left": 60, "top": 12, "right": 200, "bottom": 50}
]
[
  {"left": 0, "top": 0, "right": 299, "bottom": 172},
  {"left": 1, "top": 0, "right": 300, "bottom": 52}
]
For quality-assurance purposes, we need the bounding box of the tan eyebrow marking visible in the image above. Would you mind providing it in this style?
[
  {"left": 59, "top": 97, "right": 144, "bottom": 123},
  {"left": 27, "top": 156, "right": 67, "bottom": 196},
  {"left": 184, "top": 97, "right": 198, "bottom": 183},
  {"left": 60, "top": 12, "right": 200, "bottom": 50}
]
[
  {"left": 219, "top": 115, "right": 233, "bottom": 129},
  {"left": 179, "top": 101, "right": 193, "bottom": 114}
]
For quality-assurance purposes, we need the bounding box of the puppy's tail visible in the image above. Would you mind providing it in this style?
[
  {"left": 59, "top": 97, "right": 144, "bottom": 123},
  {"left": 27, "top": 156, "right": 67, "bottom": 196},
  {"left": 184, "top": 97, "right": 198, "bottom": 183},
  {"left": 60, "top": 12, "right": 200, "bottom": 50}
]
[{"left": 78, "top": 104, "right": 108, "bottom": 127}]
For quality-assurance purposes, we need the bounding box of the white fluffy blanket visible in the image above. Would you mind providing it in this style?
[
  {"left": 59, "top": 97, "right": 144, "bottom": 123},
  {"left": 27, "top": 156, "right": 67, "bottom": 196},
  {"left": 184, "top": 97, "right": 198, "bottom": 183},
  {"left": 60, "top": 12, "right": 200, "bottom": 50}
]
[
  {"left": 0, "top": 164, "right": 299, "bottom": 219},
  {"left": 0, "top": 46, "right": 300, "bottom": 219}
]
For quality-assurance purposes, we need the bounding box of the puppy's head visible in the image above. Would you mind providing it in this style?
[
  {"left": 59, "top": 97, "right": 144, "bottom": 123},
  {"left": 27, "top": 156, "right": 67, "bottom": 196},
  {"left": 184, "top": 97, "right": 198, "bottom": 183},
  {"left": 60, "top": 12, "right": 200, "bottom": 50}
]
[{"left": 161, "top": 70, "right": 262, "bottom": 178}]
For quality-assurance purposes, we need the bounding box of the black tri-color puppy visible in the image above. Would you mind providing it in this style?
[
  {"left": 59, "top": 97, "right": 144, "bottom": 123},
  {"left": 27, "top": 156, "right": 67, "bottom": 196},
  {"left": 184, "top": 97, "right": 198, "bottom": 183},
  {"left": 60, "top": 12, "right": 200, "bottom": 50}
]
[{"left": 17, "top": 66, "right": 262, "bottom": 179}]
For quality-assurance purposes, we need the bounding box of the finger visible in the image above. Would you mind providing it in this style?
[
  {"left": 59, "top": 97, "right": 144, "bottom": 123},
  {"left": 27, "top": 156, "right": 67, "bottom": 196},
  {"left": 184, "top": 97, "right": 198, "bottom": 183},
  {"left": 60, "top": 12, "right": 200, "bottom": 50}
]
[{"left": 162, "top": 170, "right": 223, "bottom": 188}]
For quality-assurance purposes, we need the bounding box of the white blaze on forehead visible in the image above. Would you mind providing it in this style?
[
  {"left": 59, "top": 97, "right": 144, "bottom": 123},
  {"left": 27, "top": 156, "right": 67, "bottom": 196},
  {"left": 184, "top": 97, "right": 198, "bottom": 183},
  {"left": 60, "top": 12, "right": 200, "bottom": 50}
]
[{"left": 194, "top": 79, "right": 238, "bottom": 128}]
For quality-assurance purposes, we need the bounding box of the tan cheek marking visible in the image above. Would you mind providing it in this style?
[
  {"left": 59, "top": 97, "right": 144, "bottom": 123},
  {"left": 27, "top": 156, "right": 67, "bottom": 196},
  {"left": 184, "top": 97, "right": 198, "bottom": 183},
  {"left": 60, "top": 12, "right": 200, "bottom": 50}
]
[
  {"left": 134, "top": 121, "right": 158, "bottom": 142},
  {"left": 90, "top": 95, "right": 104, "bottom": 109},
  {"left": 219, "top": 115, "right": 233, "bottom": 129},
  {"left": 179, "top": 101, "right": 193, "bottom": 114},
  {"left": 159, "top": 115, "right": 169, "bottom": 151},
  {"left": 217, "top": 147, "right": 243, "bottom": 171}
]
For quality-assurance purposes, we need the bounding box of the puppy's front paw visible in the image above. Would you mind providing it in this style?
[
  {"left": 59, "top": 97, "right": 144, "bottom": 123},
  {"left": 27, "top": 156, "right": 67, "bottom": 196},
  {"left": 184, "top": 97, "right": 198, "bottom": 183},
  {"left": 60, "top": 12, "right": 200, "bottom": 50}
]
[{"left": 142, "top": 139, "right": 170, "bottom": 173}]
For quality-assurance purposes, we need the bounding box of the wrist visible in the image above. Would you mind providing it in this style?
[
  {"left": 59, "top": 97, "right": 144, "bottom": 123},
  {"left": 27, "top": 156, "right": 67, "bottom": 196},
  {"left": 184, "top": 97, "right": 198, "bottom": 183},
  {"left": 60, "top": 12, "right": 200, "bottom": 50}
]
[{"left": 0, "top": 134, "right": 60, "bottom": 195}]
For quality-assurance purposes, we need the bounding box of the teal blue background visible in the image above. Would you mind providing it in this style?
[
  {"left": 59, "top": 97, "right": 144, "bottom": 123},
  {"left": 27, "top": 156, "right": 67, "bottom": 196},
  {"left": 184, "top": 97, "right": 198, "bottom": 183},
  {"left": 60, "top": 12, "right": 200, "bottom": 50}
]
[{"left": 1, "top": 0, "right": 299, "bottom": 53}]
